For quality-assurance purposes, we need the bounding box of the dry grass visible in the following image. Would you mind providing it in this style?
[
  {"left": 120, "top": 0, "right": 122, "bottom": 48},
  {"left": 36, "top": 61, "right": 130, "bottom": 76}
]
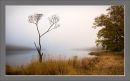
[
  {"left": 6, "top": 51, "right": 124, "bottom": 75},
  {"left": 89, "top": 51, "right": 124, "bottom": 75}
]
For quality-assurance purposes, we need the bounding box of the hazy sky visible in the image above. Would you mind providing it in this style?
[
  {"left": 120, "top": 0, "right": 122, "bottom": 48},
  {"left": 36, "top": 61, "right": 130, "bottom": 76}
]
[{"left": 6, "top": 5, "right": 109, "bottom": 50}]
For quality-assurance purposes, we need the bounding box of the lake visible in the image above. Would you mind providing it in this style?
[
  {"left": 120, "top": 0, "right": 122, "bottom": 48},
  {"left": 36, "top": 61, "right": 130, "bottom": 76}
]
[{"left": 6, "top": 49, "right": 95, "bottom": 66}]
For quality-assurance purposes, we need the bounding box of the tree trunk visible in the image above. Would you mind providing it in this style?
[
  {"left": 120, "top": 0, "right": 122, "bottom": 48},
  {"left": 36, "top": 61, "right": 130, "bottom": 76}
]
[
  {"left": 34, "top": 42, "right": 43, "bottom": 63},
  {"left": 39, "top": 54, "right": 43, "bottom": 62},
  {"left": 35, "top": 23, "right": 43, "bottom": 62}
]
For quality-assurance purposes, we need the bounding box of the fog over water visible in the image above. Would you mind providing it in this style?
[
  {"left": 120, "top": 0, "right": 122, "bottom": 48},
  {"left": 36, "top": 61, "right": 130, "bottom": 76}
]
[
  {"left": 6, "top": 6, "right": 109, "bottom": 50},
  {"left": 6, "top": 6, "right": 109, "bottom": 65}
]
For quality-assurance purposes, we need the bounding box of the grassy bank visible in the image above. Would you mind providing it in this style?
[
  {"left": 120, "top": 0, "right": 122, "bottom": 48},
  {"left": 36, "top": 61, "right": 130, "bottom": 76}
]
[{"left": 6, "top": 51, "right": 124, "bottom": 75}]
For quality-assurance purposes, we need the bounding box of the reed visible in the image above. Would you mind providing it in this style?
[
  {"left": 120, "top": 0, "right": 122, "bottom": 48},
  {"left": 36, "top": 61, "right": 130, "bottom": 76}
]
[{"left": 6, "top": 51, "right": 124, "bottom": 75}]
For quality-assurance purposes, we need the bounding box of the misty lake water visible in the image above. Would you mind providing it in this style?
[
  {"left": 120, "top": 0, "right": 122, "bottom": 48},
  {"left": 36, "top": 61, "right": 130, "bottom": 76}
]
[{"left": 6, "top": 49, "right": 95, "bottom": 66}]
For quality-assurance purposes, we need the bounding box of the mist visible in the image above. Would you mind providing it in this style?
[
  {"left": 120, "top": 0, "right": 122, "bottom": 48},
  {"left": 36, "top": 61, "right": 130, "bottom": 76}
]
[{"left": 6, "top": 5, "right": 109, "bottom": 51}]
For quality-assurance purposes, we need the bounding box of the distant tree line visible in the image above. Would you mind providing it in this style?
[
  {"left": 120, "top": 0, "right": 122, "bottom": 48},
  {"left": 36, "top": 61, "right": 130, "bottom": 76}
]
[{"left": 93, "top": 5, "right": 124, "bottom": 51}]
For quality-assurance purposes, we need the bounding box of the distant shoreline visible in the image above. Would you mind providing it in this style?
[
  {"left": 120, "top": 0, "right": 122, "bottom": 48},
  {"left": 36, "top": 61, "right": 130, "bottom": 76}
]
[
  {"left": 72, "top": 47, "right": 103, "bottom": 51},
  {"left": 6, "top": 45, "right": 35, "bottom": 51},
  {"left": 89, "top": 51, "right": 124, "bottom": 56}
]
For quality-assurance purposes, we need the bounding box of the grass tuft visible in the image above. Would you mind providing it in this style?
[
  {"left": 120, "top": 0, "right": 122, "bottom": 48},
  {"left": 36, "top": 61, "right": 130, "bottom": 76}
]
[{"left": 6, "top": 51, "right": 124, "bottom": 75}]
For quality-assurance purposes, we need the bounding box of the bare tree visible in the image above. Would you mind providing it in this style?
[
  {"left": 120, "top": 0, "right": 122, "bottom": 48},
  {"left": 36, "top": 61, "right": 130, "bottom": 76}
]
[{"left": 28, "top": 13, "right": 60, "bottom": 62}]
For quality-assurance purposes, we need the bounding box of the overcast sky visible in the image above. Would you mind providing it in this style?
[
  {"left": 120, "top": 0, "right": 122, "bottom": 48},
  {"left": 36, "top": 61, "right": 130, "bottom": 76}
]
[{"left": 6, "top": 5, "right": 109, "bottom": 50}]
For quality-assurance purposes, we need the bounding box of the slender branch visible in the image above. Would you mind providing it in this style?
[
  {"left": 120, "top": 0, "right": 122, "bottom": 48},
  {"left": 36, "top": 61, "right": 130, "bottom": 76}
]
[
  {"left": 35, "top": 23, "right": 41, "bottom": 36},
  {"left": 48, "top": 24, "right": 60, "bottom": 31},
  {"left": 34, "top": 42, "right": 37, "bottom": 48},
  {"left": 40, "top": 23, "right": 54, "bottom": 37},
  {"left": 34, "top": 42, "right": 40, "bottom": 55},
  {"left": 35, "top": 23, "right": 42, "bottom": 51},
  {"left": 40, "top": 15, "right": 59, "bottom": 37}
]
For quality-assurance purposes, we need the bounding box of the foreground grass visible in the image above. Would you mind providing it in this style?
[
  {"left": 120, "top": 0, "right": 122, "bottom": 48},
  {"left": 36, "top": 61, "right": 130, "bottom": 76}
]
[{"left": 6, "top": 51, "right": 124, "bottom": 75}]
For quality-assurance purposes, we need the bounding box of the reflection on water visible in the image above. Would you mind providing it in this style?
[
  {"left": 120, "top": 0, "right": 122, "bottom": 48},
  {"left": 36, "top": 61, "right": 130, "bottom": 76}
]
[{"left": 6, "top": 49, "right": 94, "bottom": 66}]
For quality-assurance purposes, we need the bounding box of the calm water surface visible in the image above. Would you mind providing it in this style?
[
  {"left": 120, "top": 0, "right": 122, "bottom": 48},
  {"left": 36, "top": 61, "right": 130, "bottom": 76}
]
[{"left": 6, "top": 49, "right": 94, "bottom": 66}]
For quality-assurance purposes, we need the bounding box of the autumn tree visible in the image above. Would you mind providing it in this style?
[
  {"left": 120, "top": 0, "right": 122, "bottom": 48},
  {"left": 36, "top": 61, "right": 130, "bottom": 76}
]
[
  {"left": 28, "top": 13, "right": 60, "bottom": 62},
  {"left": 93, "top": 5, "right": 124, "bottom": 51}
]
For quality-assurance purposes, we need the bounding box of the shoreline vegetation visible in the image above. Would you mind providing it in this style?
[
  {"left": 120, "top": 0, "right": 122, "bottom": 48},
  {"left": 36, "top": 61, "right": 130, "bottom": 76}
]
[{"left": 6, "top": 51, "right": 124, "bottom": 75}]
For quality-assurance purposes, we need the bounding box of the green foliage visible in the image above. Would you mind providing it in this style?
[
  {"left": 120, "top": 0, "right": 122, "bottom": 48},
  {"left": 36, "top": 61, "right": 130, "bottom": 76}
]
[{"left": 93, "top": 6, "right": 124, "bottom": 51}]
